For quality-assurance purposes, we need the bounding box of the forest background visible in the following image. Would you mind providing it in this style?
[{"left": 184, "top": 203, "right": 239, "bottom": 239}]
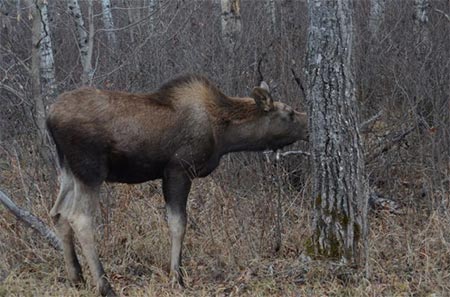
[{"left": 0, "top": 0, "right": 449, "bottom": 295}]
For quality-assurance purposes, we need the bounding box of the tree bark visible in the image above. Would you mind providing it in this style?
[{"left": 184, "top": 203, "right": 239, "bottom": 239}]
[
  {"left": 220, "top": 0, "right": 242, "bottom": 55},
  {"left": 147, "top": 0, "right": 159, "bottom": 33},
  {"left": 101, "top": 0, "right": 117, "bottom": 48},
  {"left": 29, "top": 0, "right": 50, "bottom": 142},
  {"left": 368, "top": 0, "right": 385, "bottom": 39},
  {"left": 67, "top": 0, "right": 94, "bottom": 85},
  {"left": 306, "top": 0, "right": 369, "bottom": 265},
  {"left": 0, "top": 189, "right": 62, "bottom": 251},
  {"left": 265, "top": 0, "right": 277, "bottom": 35},
  {"left": 414, "top": 0, "right": 431, "bottom": 57},
  {"left": 36, "top": 0, "right": 56, "bottom": 100}
]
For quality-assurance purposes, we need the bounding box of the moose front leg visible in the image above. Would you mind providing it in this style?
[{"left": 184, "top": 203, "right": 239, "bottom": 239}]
[{"left": 162, "top": 166, "right": 192, "bottom": 287}]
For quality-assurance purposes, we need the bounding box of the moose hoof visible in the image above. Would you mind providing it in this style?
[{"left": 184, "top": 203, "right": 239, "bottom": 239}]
[
  {"left": 67, "top": 267, "right": 84, "bottom": 286},
  {"left": 98, "top": 279, "right": 116, "bottom": 297},
  {"left": 169, "top": 272, "right": 184, "bottom": 290}
]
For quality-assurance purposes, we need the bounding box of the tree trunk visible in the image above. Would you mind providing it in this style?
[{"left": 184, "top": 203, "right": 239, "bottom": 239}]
[
  {"left": 36, "top": 0, "right": 56, "bottom": 101},
  {"left": 30, "top": 0, "right": 56, "bottom": 142},
  {"left": 220, "top": 0, "right": 242, "bottom": 91},
  {"left": 220, "top": 0, "right": 242, "bottom": 55},
  {"left": 148, "top": 0, "right": 159, "bottom": 33},
  {"left": 101, "top": 0, "right": 117, "bottom": 48},
  {"left": 265, "top": 0, "right": 277, "bottom": 35},
  {"left": 414, "top": 0, "right": 431, "bottom": 62},
  {"left": 67, "top": 0, "right": 94, "bottom": 85},
  {"left": 413, "top": 0, "right": 432, "bottom": 122},
  {"left": 306, "top": 0, "right": 369, "bottom": 265},
  {"left": 368, "top": 0, "right": 385, "bottom": 39}
]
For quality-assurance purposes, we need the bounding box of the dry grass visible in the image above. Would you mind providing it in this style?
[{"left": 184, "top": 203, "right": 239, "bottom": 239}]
[{"left": 1, "top": 146, "right": 450, "bottom": 297}]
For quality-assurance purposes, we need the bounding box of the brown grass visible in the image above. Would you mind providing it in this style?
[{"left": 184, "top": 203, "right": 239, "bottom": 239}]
[{"left": 1, "top": 145, "right": 450, "bottom": 297}]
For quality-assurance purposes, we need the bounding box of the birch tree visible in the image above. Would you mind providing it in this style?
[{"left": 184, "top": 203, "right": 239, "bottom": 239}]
[
  {"left": 29, "top": 0, "right": 56, "bottom": 140},
  {"left": 368, "top": 0, "right": 385, "bottom": 39},
  {"left": 306, "top": 0, "right": 369, "bottom": 264},
  {"left": 67, "top": 0, "right": 94, "bottom": 85},
  {"left": 414, "top": 0, "right": 430, "bottom": 59},
  {"left": 36, "top": 0, "right": 56, "bottom": 99},
  {"left": 101, "top": 0, "right": 116, "bottom": 48},
  {"left": 265, "top": 0, "right": 277, "bottom": 35},
  {"left": 30, "top": 0, "right": 45, "bottom": 139},
  {"left": 220, "top": 0, "right": 242, "bottom": 55},
  {"left": 148, "top": 0, "right": 158, "bottom": 33}
]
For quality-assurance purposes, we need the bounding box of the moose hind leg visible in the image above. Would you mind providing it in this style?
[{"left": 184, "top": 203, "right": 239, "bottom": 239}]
[
  {"left": 69, "top": 180, "right": 116, "bottom": 297},
  {"left": 54, "top": 215, "right": 84, "bottom": 284},
  {"left": 51, "top": 170, "right": 83, "bottom": 284},
  {"left": 163, "top": 167, "right": 192, "bottom": 287}
]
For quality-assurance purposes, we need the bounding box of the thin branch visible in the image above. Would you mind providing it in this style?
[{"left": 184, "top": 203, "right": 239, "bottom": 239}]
[
  {"left": 263, "top": 150, "right": 311, "bottom": 161},
  {"left": 290, "top": 67, "right": 306, "bottom": 101},
  {"left": 0, "top": 189, "right": 62, "bottom": 251},
  {"left": 0, "top": 83, "right": 26, "bottom": 101},
  {"left": 434, "top": 8, "right": 450, "bottom": 22},
  {"left": 360, "top": 110, "right": 383, "bottom": 133},
  {"left": 367, "top": 125, "right": 416, "bottom": 163},
  {"left": 94, "top": 0, "right": 170, "bottom": 35},
  {"left": 277, "top": 150, "right": 311, "bottom": 158}
]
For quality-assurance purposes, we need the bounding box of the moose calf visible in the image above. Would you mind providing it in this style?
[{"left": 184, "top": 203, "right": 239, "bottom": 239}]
[{"left": 47, "top": 75, "right": 308, "bottom": 296}]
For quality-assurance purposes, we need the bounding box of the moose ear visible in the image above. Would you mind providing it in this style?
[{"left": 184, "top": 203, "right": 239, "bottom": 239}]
[{"left": 251, "top": 83, "right": 274, "bottom": 112}]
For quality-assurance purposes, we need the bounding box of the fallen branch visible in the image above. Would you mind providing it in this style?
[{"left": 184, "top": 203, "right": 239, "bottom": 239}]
[
  {"left": 369, "top": 191, "right": 404, "bottom": 215},
  {"left": 367, "top": 125, "right": 416, "bottom": 163},
  {"left": 0, "top": 189, "right": 61, "bottom": 251}
]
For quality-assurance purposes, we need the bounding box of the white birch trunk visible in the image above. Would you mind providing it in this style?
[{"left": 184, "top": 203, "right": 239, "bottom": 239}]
[
  {"left": 265, "top": 0, "right": 277, "bottom": 34},
  {"left": 368, "top": 0, "right": 385, "bottom": 39},
  {"left": 30, "top": 0, "right": 45, "bottom": 139},
  {"left": 306, "top": 0, "right": 369, "bottom": 264},
  {"left": 36, "top": 0, "right": 56, "bottom": 100},
  {"left": 67, "top": 0, "right": 94, "bottom": 85},
  {"left": 101, "top": 0, "right": 117, "bottom": 47},
  {"left": 220, "top": 0, "right": 242, "bottom": 54},
  {"left": 414, "top": 0, "right": 431, "bottom": 57},
  {"left": 148, "top": 0, "right": 158, "bottom": 33},
  {"left": 28, "top": 0, "right": 55, "bottom": 140}
]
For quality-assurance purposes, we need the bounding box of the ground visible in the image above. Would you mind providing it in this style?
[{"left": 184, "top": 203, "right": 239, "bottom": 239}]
[{"left": 1, "top": 151, "right": 450, "bottom": 296}]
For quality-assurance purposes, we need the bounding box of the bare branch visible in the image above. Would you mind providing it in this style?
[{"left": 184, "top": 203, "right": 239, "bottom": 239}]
[
  {"left": 264, "top": 150, "right": 311, "bottom": 160},
  {"left": 434, "top": 8, "right": 450, "bottom": 22},
  {"left": 369, "top": 191, "right": 404, "bottom": 215},
  {"left": 360, "top": 110, "right": 383, "bottom": 133},
  {"left": 290, "top": 67, "right": 306, "bottom": 101},
  {"left": 0, "top": 83, "right": 26, "bottom": 100},
  {"left": 367, "top": 125, "right": 416, "bottom": 163},
  {"left": 0, "top": 189, "right": 62, "bottom": 251}
]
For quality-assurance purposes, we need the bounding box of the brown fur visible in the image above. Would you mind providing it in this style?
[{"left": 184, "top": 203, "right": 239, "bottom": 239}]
[{"left": 47, "top": 74, "right": 308, "bottom": 296}]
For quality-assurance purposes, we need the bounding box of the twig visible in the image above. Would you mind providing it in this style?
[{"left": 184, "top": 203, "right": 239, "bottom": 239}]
[
  {"left": 369, "top": 191, "right": 404, "bottom": 215},
  {"left": 290, "top": 68, "right": 306, "bottom": 100},
  {"left": 360, "top": 110, "right": 383, "bottom": 133},
  {"left": 0, "top": 189, "right": 62, "bottom": 251},
  {"left": 367, "top": 126, "right": 416, "bottom": 163},
  {"left": 434, "top": 8, "right": 450, "bottom": 22},
  {"left": 264, "top": 150, "right": 311, "bottom": 160}
]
